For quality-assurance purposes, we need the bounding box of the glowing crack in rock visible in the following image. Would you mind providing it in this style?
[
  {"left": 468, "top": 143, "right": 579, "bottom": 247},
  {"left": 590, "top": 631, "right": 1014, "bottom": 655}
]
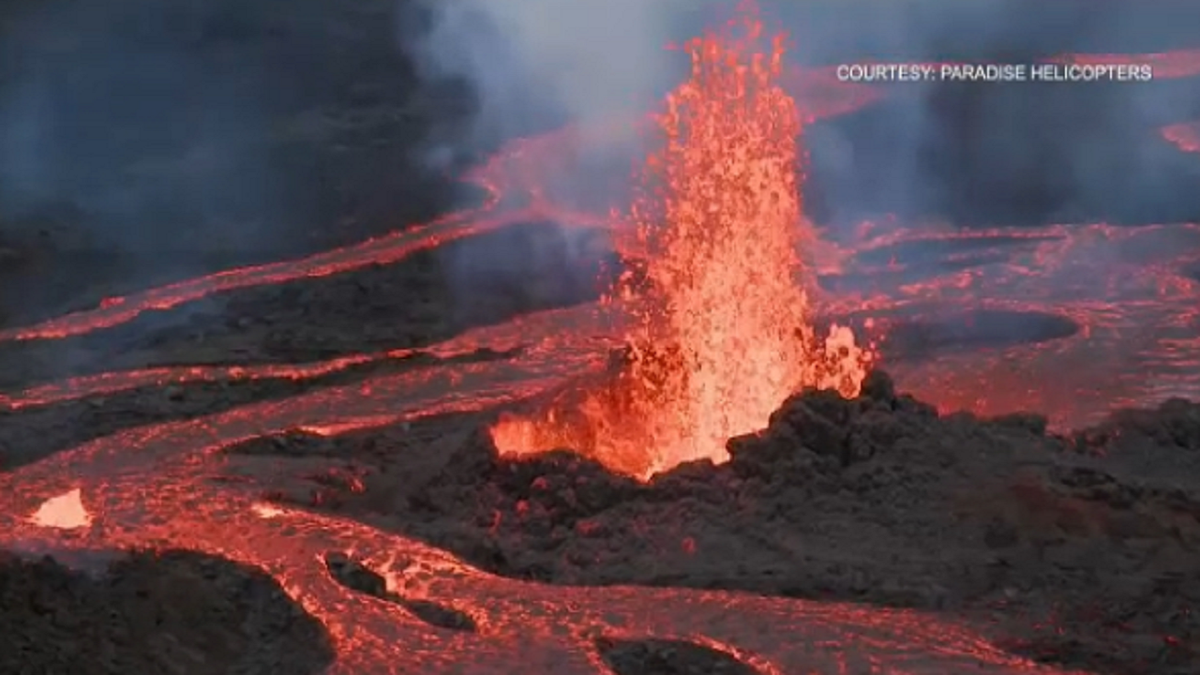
[
  {"left": 253, "top": 503, "right": 288, "bottom": 519},
  {"left": 28, "top": 488, "right": 92, "bottom": 530}
]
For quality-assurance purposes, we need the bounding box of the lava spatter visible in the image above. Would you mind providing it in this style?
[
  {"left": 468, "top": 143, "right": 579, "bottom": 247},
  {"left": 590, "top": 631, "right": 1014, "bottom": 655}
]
[{"left": 490, "top": 6, "right": 872, "bottom": 478}]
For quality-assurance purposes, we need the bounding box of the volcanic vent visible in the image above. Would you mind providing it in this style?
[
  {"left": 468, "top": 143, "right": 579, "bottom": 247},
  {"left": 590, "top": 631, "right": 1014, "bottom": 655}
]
[{"left": 490, "top": 11, "right": 872, "bottom": 478}]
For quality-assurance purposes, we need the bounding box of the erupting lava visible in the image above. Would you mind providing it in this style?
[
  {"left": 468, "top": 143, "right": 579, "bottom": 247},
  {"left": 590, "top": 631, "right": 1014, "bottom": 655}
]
[
  {"left": 491, "top": 9, "right": 870, "bottom": 478},
  {"left": 4, "top": 4, "right": 1200, "bottom": 672}
]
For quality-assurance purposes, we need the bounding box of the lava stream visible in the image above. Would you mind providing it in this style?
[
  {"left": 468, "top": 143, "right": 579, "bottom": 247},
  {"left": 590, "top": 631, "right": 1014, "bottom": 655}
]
[
  {"left": 6, "top": 47, "right": 1199, "bottom": 344},
  {"left": 0, "top": 356, "right": 1078, "bottom": 674}
]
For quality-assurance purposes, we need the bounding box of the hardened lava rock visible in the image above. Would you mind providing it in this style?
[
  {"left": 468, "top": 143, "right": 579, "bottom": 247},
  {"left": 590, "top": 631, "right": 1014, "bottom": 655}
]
[
  {"left": 384, "top": 370, "right": 1200, "bottom": 673},
  {"left": 0, "top": 549, "right": 334, "bottom": 675}
]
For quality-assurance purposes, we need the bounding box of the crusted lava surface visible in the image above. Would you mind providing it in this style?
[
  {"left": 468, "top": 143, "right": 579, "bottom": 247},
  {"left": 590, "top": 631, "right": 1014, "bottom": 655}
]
[
  {"left": 6, "top": 360, "right": 1198, "bottom": 673},
  {"left": 232, "top": 371, "right": 1200, "bottom": 675}
]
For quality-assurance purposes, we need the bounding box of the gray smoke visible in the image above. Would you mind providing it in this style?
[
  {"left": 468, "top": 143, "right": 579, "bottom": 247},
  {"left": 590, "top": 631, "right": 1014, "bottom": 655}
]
[
  {"left": 785, "top": 0, "right": 1200, "bottom": 227},
  {"left": 397, "top": 0, "right": 1200, "bottom": 357},
  {"left": 406, "top": 0, "right": 698, "bottom": 150},
  {"left": 3, "top": 0, "right": 1197, "bottom": 325},
  {"left": 400, "top": 0, "right": 699, "bottom": 313},
  {"left": 0, "top": 0, "right": 466, "bottom": 323}
]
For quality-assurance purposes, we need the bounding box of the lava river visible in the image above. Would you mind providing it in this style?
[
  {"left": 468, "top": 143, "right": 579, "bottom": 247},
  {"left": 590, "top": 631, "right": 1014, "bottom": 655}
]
[{"left": 3, "top": 12, "right": 1200, "bottom": 675}]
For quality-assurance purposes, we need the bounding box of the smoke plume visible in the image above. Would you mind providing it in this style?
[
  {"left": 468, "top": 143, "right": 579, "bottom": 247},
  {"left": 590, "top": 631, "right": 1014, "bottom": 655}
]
[
  {"left": 3, "top": 0, "right": 1198, "bottom": 324},
  {"left": 412, "top": 0, "right": 1200, "bottom": 229},
  {"left": 0, "top": 0, "right": 464, "bottom": 321}
]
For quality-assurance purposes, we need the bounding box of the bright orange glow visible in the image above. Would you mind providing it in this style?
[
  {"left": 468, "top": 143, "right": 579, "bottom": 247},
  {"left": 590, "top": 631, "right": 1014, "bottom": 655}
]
[{"left": 490, "top": 4, "right": 871, "bottom": 478}]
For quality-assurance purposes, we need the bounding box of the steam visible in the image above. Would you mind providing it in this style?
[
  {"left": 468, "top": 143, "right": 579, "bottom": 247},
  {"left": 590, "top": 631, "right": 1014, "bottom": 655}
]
[
  {"left": 0, "top": 0, "right": 281, "bottom": 261},
  {"left": 401, "top": 0, "right": 704, "bottom": 314},
  {"left": 406, "top": 0, "right": 696, "bottom": 148},
  {"left": 784, "top": 0, "right": 1200, "bottom": 228},
  {"left": 411, "top": 0, "right": 1200, "bottom": 230},
  {"left": 0, "top": 0, "right": 465, "bottom": 326},
  {"left": 401, "top": 0, "right": 1200, "bottom": 356},
  {"left": 2, "top": 0, "right": 1197, "bottom": 327}
]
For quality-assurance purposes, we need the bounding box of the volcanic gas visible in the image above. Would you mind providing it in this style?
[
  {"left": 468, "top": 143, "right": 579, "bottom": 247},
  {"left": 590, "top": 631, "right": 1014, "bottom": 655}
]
[{"left": 489, "top": 9, "right": 871, "bottom": 479}]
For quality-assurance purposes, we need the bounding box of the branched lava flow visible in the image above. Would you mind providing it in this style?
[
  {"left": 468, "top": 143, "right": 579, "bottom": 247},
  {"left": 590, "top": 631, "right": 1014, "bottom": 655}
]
[{"left": 3, "top": 3, "right": 1200, "bottom": 672}]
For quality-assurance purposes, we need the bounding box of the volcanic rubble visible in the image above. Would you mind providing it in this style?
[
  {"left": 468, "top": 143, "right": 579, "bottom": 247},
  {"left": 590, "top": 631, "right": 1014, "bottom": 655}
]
[
  {"left": 1, "top": 226, "right": 1198, "bottom": 674},
  {"left": 4, "top": 369, "right": 1200, "bottom": 673},
  {"left": 367, "top": 371, "right": 1200, "bottom": 674}
]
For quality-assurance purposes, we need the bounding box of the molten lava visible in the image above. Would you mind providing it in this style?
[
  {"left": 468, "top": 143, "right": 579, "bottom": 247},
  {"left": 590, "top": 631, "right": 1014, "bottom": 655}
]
[
  {"left": 490, "top": 9, "right": 870, "bottom": 478},
  {"left": 1163, "top": 120, "right": 1200, "bottom": 154},
  {"left": 2, "top": 6, "right": 1200, "bottom": 669}
]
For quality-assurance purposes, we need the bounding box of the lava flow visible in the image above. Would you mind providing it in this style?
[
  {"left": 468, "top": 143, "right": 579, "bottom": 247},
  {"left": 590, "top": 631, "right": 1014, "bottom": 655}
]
[
  {"left": 3, "top": 3, "right": 1200, "bottom": 673},
  {"left": 491, "top": 11, "right": 871, "bottom": 478}
]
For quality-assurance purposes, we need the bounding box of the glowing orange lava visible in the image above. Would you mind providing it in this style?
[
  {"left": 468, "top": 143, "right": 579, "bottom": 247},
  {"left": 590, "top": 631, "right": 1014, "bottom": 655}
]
[
  {"left": 3, "top": 13, "right": 1199, "bottom": 670},
  {"left": 490, "top": 5, "right": 871, "bottom": 478}
]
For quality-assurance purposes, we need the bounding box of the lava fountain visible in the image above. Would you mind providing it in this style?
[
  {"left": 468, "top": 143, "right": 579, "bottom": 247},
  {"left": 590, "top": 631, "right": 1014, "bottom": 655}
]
[{"left": 491, "top": 6, "right": 872, "bottom": 478}]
